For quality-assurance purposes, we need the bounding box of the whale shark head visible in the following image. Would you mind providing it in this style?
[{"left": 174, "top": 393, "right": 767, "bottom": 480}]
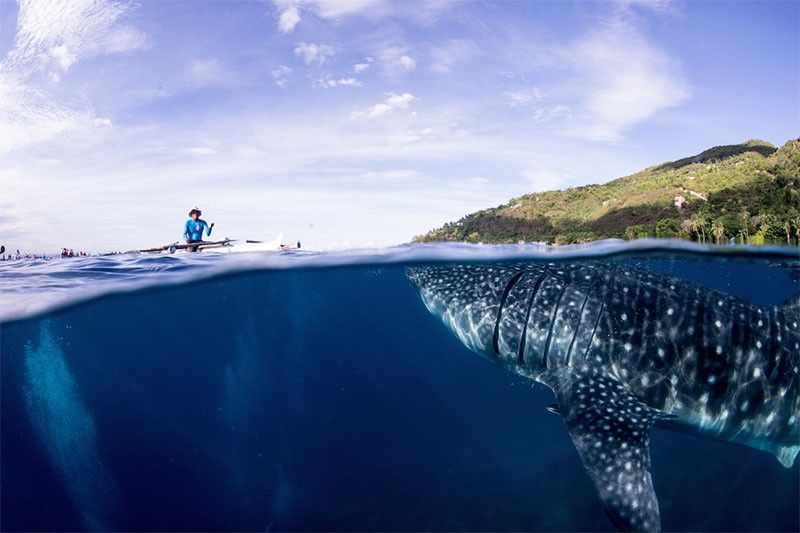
[
  {"left": 407, "top": 264, "right": 518, "bottom": 359},
  {"left": 407, "top": 262, "right": 585, "bottom": 372}
]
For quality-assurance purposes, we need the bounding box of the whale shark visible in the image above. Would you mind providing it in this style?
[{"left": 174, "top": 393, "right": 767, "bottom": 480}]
[{"left": 407, "top": 261, "right": 799, "bottom": 531}]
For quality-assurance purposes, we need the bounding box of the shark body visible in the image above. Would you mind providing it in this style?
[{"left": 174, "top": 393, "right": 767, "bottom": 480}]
[{"left": 407, "top": 261, "right": 799, "bottom": 531}]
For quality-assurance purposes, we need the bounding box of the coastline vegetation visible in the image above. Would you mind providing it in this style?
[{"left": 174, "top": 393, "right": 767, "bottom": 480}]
[{"left": 415, "top": 139, "right": 800, "bottom": 246}]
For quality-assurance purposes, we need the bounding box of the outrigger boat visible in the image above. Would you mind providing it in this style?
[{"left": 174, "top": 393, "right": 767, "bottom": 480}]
[{"left": 126, "top": 233, "right": 298, "bottom": 255}]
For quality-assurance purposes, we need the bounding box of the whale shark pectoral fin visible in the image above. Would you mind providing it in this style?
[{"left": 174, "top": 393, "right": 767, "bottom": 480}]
[{"left": 554, "top": 371, "right": 666, "bottom": 532}]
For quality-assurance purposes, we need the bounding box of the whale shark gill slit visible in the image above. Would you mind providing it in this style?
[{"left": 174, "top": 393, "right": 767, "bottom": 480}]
[
  {"left": 584, "top": 301, "right": 605, "bottom": 361},
  {"left": 518, "top": 274, "right": 546, "bottom": 364},
  {"left": 566, "top": 290, "right": 593, "bottom": 366},
  {"left": 493, "top": 271, "right": 525, "bottom": 356},
  {"left": 542, "top": 285, "right": 568, "bottom": 369}
]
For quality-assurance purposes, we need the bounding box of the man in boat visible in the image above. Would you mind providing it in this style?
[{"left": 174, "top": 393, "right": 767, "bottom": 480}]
[{"left": 183, "top": 207, "right": 215, "bottom": 252}]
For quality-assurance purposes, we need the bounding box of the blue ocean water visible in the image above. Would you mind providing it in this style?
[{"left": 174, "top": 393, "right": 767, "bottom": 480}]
[{"left": 1, "top": 241, "right": 798, "bottom": 531}]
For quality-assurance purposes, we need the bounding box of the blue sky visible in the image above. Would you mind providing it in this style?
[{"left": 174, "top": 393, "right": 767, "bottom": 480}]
[{"left": 0, "top": 0, "right": 797, "bottom": 251}]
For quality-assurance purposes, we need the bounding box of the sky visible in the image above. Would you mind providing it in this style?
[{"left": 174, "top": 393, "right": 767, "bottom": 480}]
[{"left": 0, "top": 0, "right": 798, "bottom": 252}]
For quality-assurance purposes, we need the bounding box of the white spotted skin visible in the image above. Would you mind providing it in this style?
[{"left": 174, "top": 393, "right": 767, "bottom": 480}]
[{"left": 407, "top": 262, "right": 800, "bottom": 466}]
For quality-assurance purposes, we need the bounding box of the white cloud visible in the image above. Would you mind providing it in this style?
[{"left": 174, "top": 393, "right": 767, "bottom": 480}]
[
  {"left": 311, "top": 0, "right": 385, "bottom": 18},
  {"left": 615, "top": 0, "right": 677, "bottom": 14},
  {"left": 272, "top": 64, "right": 292, "bottom": 87},
  {"left": 562, "top": 15, "right": 690, "bottom": 140},
  {"left": 0, "top": 81, "right": 86, "bottom": 153},
  {"left": 387, "top": 127, "right": 435, "bottom": 145},
  {"left": 2, "top": 0, "right": 130, "bottom": 80},
  {"left": 316, "top": 77, "right": 362, "bottom": 88},
  {"left": 102, "top": 26, "right": 151, "bottom": 53},
  {"left": 505, "top": 87, "right": 545, "bottom": 107},
  {"left": 293, "top": 42, "right": 334, "bottom": 66},
  {"left": 278, "top": 5, "right": 302, "bottom": 33},
  {"left": 94, "top": 117, "right": 112, "bottom": 127},
  {"left": 533, "top": 104, "right": 571, "bottom": 123},
  {"left": 361, "top": 92, "right": 416, "bottom": 118},
  {"left": 430, "top": 39, "right": 477, "bottom": 73},
  {"left": 0, "top": 0, "right": 146, "bottom": 153},
  {"left": 365, "top": 103, "right": 392, "bottom": 117},
  {"left": 386, "top": 92, "right": 415, "bottom": 108},
  {"left": 495, "top": 12, "right": 686, "bottom": 138},
  {"left": 271, "top": 0, "right": 460, "bottom": 35},
  {"left": 377, "top": 47, "right": 418, "bottom": 75},
  {"left": 49, "top": 44, "right": 77, "bottom": 72},
  {"left": 353, "top": 62, "right": 371, "bottom": 73},
  {"left": 273, "top": 0, "right": 385, "bottom": 33},
  {"left": 397, "top": 55, "right": 416, "bottom": 71}
]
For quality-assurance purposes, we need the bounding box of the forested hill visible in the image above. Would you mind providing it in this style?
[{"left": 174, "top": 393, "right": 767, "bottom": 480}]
[{"left": 415, "top": 139, "right": 800, "bottom": 245}]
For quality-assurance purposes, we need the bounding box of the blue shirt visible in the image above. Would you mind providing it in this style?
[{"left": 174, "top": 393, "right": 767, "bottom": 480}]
[{"left": 183, "top": 218, "right": 212, "bottom": 241}]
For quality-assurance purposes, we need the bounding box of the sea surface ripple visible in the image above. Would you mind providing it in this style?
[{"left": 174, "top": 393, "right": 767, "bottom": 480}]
[{"left": 1, "top": 239, "right": 798, "bottom": 324}]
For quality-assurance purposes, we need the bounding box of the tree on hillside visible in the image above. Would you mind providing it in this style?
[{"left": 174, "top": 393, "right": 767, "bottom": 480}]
[
  {"left": 711, "top": 220, "right": 725, "bottom": 245},
  {"left": 754, "top": 212, "right": 782, "bottom": 244},
  {"left": 655, "top": 218, "right": 681, "bottom": 238},
  {"left": 739, "top": 210, "right": 751, "bottom": 244},
  {"left": 794, "top": 216, "right": 800, "bottom": 246},
  {"left": 689, "top": 213, "right": 707, "bottom": 244},
  {"left": 784, "top": 220, "right": 792, "bottom": 246}
]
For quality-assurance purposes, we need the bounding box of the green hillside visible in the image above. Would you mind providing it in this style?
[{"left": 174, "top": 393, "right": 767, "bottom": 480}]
[{"left": 415, "top": 139, "right": 800, "bottom": 245}]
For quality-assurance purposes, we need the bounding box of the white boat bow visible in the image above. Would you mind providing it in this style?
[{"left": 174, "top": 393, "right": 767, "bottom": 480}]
[{"left": 200, "top": 233, "right": 285, "bottom": 253}]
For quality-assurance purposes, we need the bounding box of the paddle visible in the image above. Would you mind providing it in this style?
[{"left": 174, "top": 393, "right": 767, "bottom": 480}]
[
  {"left": 126, "top": 239, "right": 232, "bottom": 254},
  {"left": 170, "top": 239, "right": 231, "bottom": 253}
]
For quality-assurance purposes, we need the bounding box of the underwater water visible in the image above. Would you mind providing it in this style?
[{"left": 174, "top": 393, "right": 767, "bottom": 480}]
[{"left": 1, "top": 241, "right": 798, "bottom": 531}]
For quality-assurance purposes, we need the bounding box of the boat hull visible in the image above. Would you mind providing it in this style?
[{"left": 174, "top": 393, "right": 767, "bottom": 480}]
[{"left": 197, "top": 234, "right": 285, "bottom": 254}]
